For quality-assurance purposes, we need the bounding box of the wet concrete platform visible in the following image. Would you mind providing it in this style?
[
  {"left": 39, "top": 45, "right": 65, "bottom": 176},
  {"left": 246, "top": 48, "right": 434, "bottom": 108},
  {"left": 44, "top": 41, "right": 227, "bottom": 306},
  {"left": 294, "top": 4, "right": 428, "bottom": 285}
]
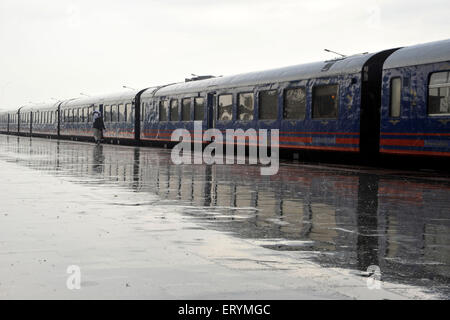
[{"left": 0, "top": 134, "right": 449, "bottom": 299}]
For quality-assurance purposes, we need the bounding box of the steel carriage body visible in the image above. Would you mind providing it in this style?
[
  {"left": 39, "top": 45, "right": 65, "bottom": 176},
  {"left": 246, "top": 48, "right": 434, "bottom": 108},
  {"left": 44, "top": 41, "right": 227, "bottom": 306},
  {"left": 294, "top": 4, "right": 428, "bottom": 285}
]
[
  {"left": 0, "top": 112, "right": 9, "bottom": 133},
  {"left": 380, "top": 39, "right": 450, "bottom": 157},
  {"left": 18, "top": 106, "right": 33, "bottom": 136},
  {"left": 19, "top": 102, "right": 60, "bottom": 137},
  {"left": 7, "top": 111, "right": 19, "bottom": 134},
  {"left": 141, "top": 50, "right": 395, "bottom": 157},
  {"left": 59, "top": 91, "right": 139, "bottom": 142}
]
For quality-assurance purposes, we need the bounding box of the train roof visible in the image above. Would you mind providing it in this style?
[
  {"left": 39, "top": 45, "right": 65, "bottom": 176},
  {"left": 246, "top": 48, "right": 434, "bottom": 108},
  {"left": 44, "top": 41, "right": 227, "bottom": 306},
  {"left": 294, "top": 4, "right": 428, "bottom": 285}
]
[
  {"left": 61, "top": 90, "right": 140, "bottom": 108},
  {"left": 145, "top": 52, "right": 381, "bottom": 97},
  {"left": 20, "top": 101, "right": 61, "bottom": 112},
  {"left": 383, "top": 38, "right": 450, "bottom": 69}
]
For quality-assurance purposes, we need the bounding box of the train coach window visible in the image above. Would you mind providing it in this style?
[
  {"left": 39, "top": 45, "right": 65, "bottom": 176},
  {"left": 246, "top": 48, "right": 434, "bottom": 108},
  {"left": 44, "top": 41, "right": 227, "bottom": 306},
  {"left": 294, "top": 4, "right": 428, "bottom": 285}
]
[
  {"left": 182, "top": 98, "right": 191, "bottom": 121},
  {"left": 103, "top": 106, "right": 110, "bottom": 122},
  {"left": 111, "top": 105, "right": 117, "bottom": 122},
  {"left": 259, "top": 90, "right": 278, "bottom": 120},
  {"left": 390, "top": 77, "right": 401, "bottom": 117},
  {"left": 87, "top": 107, "right": 93, "bottom": 122},
  {"left": 126, "top": 103, "right": 133, "bottom": 123},
  {"left": 428, "top": 71, "right": 450, "bottom": 115},
  {"left": 218, "top": 94, "right": 232, "bottom": 121},
  {"left": 118, "top": 104, "right": 125, "bottom": 122},
  {"left": 159, "top": 101, "right": 168, "bottom": 121},
  {"left": 237, "top": 93, "right": 254, "bottom": 121},
  {"left": 194, "top": 97, "right": 205, "bottom": 121},
  {"left": 170, "top": 99, "right": 179, "bottom": 121},
  {"left": 312, "top": 85, "right": 339, "bottom": 119}
]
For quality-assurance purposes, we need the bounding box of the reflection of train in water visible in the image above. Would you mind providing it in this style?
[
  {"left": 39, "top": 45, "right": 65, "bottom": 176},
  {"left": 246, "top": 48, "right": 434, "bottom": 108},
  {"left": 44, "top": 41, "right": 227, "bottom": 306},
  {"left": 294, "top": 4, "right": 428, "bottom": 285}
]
[
  {"left": 1, "top": 39, "right": 449, "bottom": 162},
  {"left": 3, "top": 136, "right": 449, "bottom": 293}
]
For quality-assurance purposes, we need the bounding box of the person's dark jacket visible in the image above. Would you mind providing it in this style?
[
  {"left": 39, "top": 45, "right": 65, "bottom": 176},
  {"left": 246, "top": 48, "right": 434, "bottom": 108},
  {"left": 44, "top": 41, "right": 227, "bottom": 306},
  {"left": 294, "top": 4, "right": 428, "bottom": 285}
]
[{"left": 93, "top": 116, "right": 106, "bottom": 130}]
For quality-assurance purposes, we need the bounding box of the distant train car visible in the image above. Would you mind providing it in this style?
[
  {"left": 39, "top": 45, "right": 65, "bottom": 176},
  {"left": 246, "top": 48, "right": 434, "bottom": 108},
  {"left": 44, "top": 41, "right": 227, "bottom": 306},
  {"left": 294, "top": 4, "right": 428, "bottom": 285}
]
[
  {"left": 141, "top": 49, "right": 397, "bottom": 159},
  {"left": 0, "top": 112, "right": 9, "bottom": 134},
  {"left": 29, "top": 102, "right": 60, "bottom": 137},
  {"left": 59, "top": 91, "right": 140, "bottom": 143},
  {"left": 18, "top": 106, "right": 33, "bottom": 136},
  {"left": 380, "top": 39, "right": 450, "bottom": 157},
  {"left": 7, "top": 110, "right": 19, "bottom": 134}
]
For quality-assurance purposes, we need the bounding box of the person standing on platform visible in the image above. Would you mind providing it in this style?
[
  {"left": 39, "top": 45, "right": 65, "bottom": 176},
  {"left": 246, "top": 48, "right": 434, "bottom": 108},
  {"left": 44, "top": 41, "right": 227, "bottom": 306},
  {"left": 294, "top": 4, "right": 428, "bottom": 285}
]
[{"left": 93, "top": 110, "right": 105, "bottom": 144}]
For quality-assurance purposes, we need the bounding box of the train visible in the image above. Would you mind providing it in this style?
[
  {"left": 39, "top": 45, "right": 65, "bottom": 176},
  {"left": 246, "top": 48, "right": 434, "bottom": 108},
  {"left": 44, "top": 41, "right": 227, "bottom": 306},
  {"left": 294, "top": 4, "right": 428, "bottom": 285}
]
[{"left": 1, "top": 38, "right": 449, "bottom": 163}]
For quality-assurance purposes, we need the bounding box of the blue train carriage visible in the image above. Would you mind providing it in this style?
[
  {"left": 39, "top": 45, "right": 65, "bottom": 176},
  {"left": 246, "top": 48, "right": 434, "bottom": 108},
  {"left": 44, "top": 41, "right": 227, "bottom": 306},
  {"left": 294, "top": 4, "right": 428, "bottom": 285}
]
[
  {"left": 0, "top": 112, "right": 9, "bottom": 134},
  {"left": 7, "top": 109, "right": 19, "bottom": 134},
  {"left": 140, "top": 85, "right": 205, "bottom": 144},
  {"left": 18, "top": 105, "right": 33, "bottom": 136},
  {"left": 381, "top": 39, "right": 450, "bottom": 157},
  {"left": 18, "top": 102, "right": 60, "bottom": 138},
  {"left": 142, "top": 49, "right": 396, "bottom": 158},
  {"left": 59, "top": 91, "right": 138, "bottom": 143},
  {"left": 30, "top": 102, "right": 60, "bottom": 137}
]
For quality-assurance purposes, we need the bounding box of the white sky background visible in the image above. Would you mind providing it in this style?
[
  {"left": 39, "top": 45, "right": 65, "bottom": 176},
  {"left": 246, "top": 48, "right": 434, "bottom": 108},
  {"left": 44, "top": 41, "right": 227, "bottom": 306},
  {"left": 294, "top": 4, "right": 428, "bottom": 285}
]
[{"left": 0, "top": 0, "right": 449, "bottom": 110}]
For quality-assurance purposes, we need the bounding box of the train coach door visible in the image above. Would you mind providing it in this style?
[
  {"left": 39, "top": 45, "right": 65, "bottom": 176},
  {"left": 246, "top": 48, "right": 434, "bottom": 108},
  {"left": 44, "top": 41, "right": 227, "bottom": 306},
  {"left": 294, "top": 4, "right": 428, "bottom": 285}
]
[
  {"left": 360, "top": 48, "right": 399, "bottom": 162},
  {"left": 207, "top": 92, "right": 216, "bottom": 130}
]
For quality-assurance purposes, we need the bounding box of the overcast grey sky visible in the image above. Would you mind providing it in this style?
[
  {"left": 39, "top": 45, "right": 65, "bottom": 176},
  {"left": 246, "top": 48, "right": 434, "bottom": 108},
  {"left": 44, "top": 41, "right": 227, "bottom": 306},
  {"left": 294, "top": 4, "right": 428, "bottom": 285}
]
[{"left": 0, "top": 0, "right": 449, "bottom": 110}]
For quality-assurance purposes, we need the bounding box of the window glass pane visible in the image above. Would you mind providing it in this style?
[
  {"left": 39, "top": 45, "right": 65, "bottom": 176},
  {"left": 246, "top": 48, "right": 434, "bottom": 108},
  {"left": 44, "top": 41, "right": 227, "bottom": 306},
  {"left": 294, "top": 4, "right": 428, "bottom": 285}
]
[
  {"left": 218, "top": 95, "right": 232, "bottom": 121},
  {"left": 284, "top": 88, "right": 306, "bottom": 120},
  {"left": 159, "top": 101, "right": 168, "bottom": 121},
  {"left": 87, "top": 107, "right": 92, "bottom": 122},
  {"left": 237, "top": 92, "right": 254, "bottom": 121},
  {"left": 259, "top": 90, "right": 278, "bottom": 120},
  {"left": 103, "top": 106, "right": 109, "bottom": 122},
  {"left": 313, "top": 85, "right": 339, "bottom": 119},
  {"left": 194, "top": 97, "right": 205, "bottom": 121},
  {"left": 170, "top": 99, "right": 179, "bottom": 121},
  {"left": 428, "top": 72, "right": 450, "bottom": 115},
  {"left": 181, "top": 98, "right": 191, "bottom": 121},
  {"left": 126, "top": 103, "right": 133, "bottom": 123},
  {"left": 390, "top": 78, "right": 401, "bottom": 117},
  {"left": 111, "top": 105, "right": 117, "bottom": 122},
  {"left": 118, "top": 104, "right": 125, "bottom": 122},
  {"left": 430, "top": 71, "right": 449, "bottom": 86}
]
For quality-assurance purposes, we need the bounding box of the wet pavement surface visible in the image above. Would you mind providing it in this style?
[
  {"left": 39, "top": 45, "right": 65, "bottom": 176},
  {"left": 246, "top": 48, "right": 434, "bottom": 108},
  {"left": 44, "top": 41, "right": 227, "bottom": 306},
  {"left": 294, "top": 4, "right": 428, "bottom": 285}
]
[{"left": 0, "top": 134, "right": 449, "bottom": 299}]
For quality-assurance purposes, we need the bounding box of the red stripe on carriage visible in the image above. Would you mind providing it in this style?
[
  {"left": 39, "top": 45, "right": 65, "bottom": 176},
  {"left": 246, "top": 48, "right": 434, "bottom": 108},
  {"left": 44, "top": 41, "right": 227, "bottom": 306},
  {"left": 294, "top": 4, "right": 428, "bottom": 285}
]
[
  {"left": 380, "top": 139, "right": 424, "bottom": 147},
  {"left": 380, "top": 149, "right": 450, "bottom": 157},
  {"left": 381, "top": 132, "right": 450, "bottom": 136}
]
